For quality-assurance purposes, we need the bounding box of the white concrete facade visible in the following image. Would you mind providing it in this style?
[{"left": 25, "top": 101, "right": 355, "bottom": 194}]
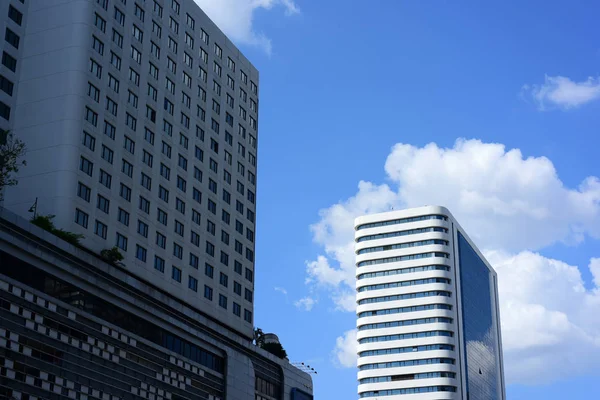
[
  {"left": 355, "top": 206, "right": 505, "bottom": 400},
  {"left": 3, "top": 0, "right": 259, "bottom": 339}
]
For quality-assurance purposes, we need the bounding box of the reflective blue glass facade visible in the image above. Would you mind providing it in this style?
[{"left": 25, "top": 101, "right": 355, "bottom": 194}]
[{"left": 457, "top": 231, "right": 502, "bottom": 400}]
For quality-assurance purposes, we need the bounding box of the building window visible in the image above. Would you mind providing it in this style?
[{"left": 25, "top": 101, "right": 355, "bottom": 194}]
[
  {"left": 110, "top": 51, "right": 123, "bottom": 70},
  {"left": 141, "top": 172, "right": 152, "bottom": 190},
  {"left": 85, "top": 107, "right": 98, "bottom": 127},
  {"left": 120, "top": 183, "right": 132, "bottom": 202},
  {"left": 189, "top": 276, "right": 198, "bottom": 292},
  {"left": 205, "top": 263, "right": 214, "bottom": 278},
  {"left": 138, "top": 220, "right": 149, "bottom": 238},
  {"left": 75, "top": 209, "right": 89, "bottom": 228},
  {"left": 122, "top": 159, "right": 133, "bottom": 178},
  {"left": 156, "top": 232, "right": 166, "bottom": 249},
  {"left": 95, "top": 220, "right": 107, "bottom": 239},
  {"left": 157, "top": 208, "right": 168, "bottom": 225},
  {"left": 206, "top": 241, "right": 215, "bottom": 257},
  {"left": 172, "top": 266, "right": 182, "bottom": 282},
  {"left": 176, "top": 197, "right": 186, "bottom": 214},
  {"left": 114, "top": 7, "right": 125, "bottom": 26},
  {"left": 201, "top": 29, "right": 209, "bottom": 45},
  {"left": 244, "top": 309, "right": 252, "bottom": 323},
  {"left": 235, "top": 240, "right": 243, "bottom": 255},
  {"left": 112, "top": 29, "right": 123, "bottom": 48},
  {"left": 220, "top": 272, "right": 229, "bottom": 288},
  {"left": 134, "top": 3, "right": 145, "bottom": 21},
  {"left": 204, "top": 285, "right": 213, "bottom": 300},
  {"left": 245, "top": 288, "right": 253, "bottom": 303},
  {"left": 97, "top": 194, "right": 110, "bottom": 214},
  {"left": 2, "top": 52, "right": 17, "bottom": 72},
  {"left": 139, "top": 196, "right": 150, "bottom": 214},
  {"left": 5, "top": 28, "right": 20, "bottom": 49},
  {"left": 160, "top": 163, "right": 171, "bottom": 180},
  {"left": 245, "top": 268, "right": 254, "bottom": 282},
  {"left": 173, "top": 242, "right": 183, "bottom": 259},
  {"left": 136, "top": 245, "right": 147, "bottom": 262},
  {"left": 154, "top": 256, "right": 165, "bottom": 272},
  {"left": 99, "top": 169, "right": 112, "bottom": 189},
  {"left": 192, "top": 209, "right": 201, "bottom": 225},
  {"left": 233, "top": 302, "right": 241, "bottom": 317},
  {"left": 234, "top": 281, "right": 242, "bottom": 295},
  {"left": 234, "top": 260, "right": 243, "bottom": 274},
  {"left": 193, "top": 187, "right": 202, "bottom": 204},
  {"left": 92, "top": 36, "right": 104, "bottom": 55},
  {"left": 206, "top": 220, "right": 215, "bottom": 235},
  {"left": 189, "top": 253, "right": 199, "bottom": 269},
  {"left": 174, "top": 220, "right": 184, "bottom": 236},
  {"left": 80, "top": 156, "right": 93, "bottom": 176},
  {"left": 116, "top": 232, "right": 128, "bottom": 250},
  {"left": 219, "top": 294, "right": 227, "bottom": 309},
  {"left": 208, "top": 199, "right": 216, "bottom": 214},
  {"left": 77, "top": 182, "right": 91, "bottom": 202}
]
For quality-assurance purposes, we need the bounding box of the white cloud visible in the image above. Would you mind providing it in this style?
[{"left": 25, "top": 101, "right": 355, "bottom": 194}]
[
  {"left": 193, "top": 0, "right": 299, "bottom": 55},
  {"left": 294, "top": 296, "right": 317, "bottom": 311},
  {"left": 274, "top": 286, "right": 288, "bottom": 295},
  {"left": 301, "top": 138, "right": 600, "bottom": 383},
  {"left": 332, "top": 329, "right": 357, "bottom": 368},
  {"left": 524, "top": 75, "right": 600, "bottom": 110}
]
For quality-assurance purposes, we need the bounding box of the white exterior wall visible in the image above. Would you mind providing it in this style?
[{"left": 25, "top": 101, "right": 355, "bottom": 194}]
[
  {"left": 4, "top": 0, "right": 260, "bottom": 339},
  {"left": 355, "top": 206, "right": 505, "bottom": 400}
]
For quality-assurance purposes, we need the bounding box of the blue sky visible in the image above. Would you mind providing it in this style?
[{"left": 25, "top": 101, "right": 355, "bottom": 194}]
[{"left": 196, "top": 1, "right": 600, "bottom": 398}]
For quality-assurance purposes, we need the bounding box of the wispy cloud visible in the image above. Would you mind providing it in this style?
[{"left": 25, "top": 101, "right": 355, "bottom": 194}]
[
  {"left": 294, "top": 296, "right": 317, "bottom": 311},
  {"left": 523, "top": 75, "right": 600, "bottom": 110},
  {"left": 274, "top": 287, "right": 288, "bottom": 295},
  {"left": 193, "top": 0, "right": 300, "bottom": 55}
]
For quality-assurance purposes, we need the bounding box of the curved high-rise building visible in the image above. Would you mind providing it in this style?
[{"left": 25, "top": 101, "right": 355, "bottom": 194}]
[{"left": 355, "top": 206, "right": 505, "bottom": 399}]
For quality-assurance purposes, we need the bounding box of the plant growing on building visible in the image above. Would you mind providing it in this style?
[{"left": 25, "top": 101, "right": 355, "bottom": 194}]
[
  {"left": 101, "top": 247, "right": 124, "bottom": 265},
  {"left": 31, "top": 214, "right": 84, "bottom": 246},
  {"left": 0, "top": 130, "right": 27, "bottom": 201}
]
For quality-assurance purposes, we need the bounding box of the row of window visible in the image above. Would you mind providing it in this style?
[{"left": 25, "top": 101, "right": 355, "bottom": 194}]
[
  {"left": 358, "top": 357, "right": 456, "bottom": 371},
  {"left": 357, "top": 317, "right": 453, "bottom": 332},
  {"left": 359, "top": 372, "right": 456, "bottom": 384},
  {"left": 356, "top": 226, "right": 448, "bottom": 243},
  {"left": 357, "top": 252, "right": 450, "bottom": 268},
  {"left": 358, "top": 303, "right": 452, "bottom": 318},
  {"left": 358, "top": 330, "right": 454, "bottom": 345},
  {"left": 91, "top": 2, "right": 259, "bottom": 133},
  {"left": 358, "top": 290, "right": 451, "bottom": 306},
  {"left": 359, "top": 344, "right": 454, "bottom": 358},
  {"left": 359, "top": 386, "right": 456, "bottom": 398},
  {"left": 357, "top": 265, "right": 450, "bottom": 280},
  {"left": 357, "top": 277, "right": 451, "bottom": 293},
  {"left": 357, "top": 239, "right": 449, "bottom": 255},
  {"left": 356, "top": 215, "right": 448, "bottom": 231},
  {"left": 1, "top": 5, "right": 23, "bottom": 121}
]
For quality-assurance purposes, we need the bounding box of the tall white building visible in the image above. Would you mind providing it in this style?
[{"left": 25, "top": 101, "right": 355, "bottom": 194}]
[
  {"left": 355, "top": 206, "right": 505, "bottom": 399},
  {"left": 2, "top": 0, "right": 259, "bottom": 339}
]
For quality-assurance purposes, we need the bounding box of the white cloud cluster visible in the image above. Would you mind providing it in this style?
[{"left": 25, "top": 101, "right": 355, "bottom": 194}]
[
  {"left": 294, "top": 296, "right": 317, "bottom": 311},
  {"left": 193, "top": 0, "right": 299, "bottom": 55},
  {"left": 523, "top": 75, "right": 600, "bottom": 110},
  {"left": 314, "top": 139, "right": 600, "bottom": 384},
  {"left": 332, "top": 329, "right": 357, "bottom": 368}
]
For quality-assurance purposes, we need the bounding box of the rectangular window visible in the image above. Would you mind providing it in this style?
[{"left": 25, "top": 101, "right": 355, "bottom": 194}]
[
  {"left": 156, "top": 232, "right": 166, "bottom": 248},
  {"left": 225, "top": 131, "right": 233, "bottom": 146},
  {"left": 168, "top": 36, "right": 178, "bottom": 54},
  {"left": 122, "top": 159, "right": 133, "bottom": 177},
  {"left": 152, "top": 20, "right": 162, "bottom": 39},
  {"left": 164, "top": 97, "right": 174, "bottom": 114},
  {"left": 157, "top": 208, "right": 168, "bottom": 225},
  {"left": 221, "top": 230, "right": 230, "bottom": 244},
  {"left": 108, "top": 74, "right": 120, "bottom": 92},
  {"left": 189, "top": 253, "right": 199, "bottom": 268},
  {"left": 181, "top": 112, "right": 190, "bottom": 129},
  {"left": 206, "top": 241, "right": 215, "bottom": 257},
  {"left": 145, "top": 128, "right": 155, "bottom": 144},
  {"left": 95, "top": 220, "right": 107, "bottom": 239},
  {"left": 154, "top": 0, "right": 163, "bottom": 17},
  {"left": 197, "top": 106, "right": 206, "bottom": 121},
  {"left": 193, "top": 187, "right": 202, "bottom": 203},
  {"left": 244, "top": 309, "right": 252, "bottom": 323},
  {"left": 105, "top": 96, "right": 118, "bottom": 116},
  {"left": 246, "top": 248, "right": 254, "bottom": 263},
  {"left": 222, "top": 189, "right": 231, "bottom": 205},
  {"left": 140, "top": 172, "right": 152, "bottom": 190},
  {"left": 139, "top": 196, "right": 150, "bottom": 214},
  {"left": 220, "top": 251, "right": 229, "bottom": 267},
  {"left": 132, "top": 24, "right": 144, "bottom": 42},
  {"left": 233, "top": 302, "right": 241, "bottom": 317},
  {"left": 228, "top": 57, "right": 235, "bottom": 72},
  {"left": 234, "top": 260, "right": 243, "bottom": 274},
  {"left": 127, "top": 90, "right": 138, "bottom": 108},
  {"left": 97, "top": 194, "right": 110, "bottom": 214},
  {"left": 204, "top": 285, "right": 213, "bottom": 300},
  {"left": 160, "top": 163, "right": 171, "bottom": 180},
  {"left": 186, "top": 13, "right": 195, "bottom": 30},
  {"left": 172, "top": 266, "right": 182, "bottom": 282},
  {"left": 129, "top": 68, "right": 140, "bottom": 86},
  {"left": 177, "top": 175, "right": 187, "bottom": 192},
  {"left": 178, "top": 154, "right": 188, "bottom": 170},
  {"left": 85, "top": 107, "right": 98, "bottom": 127},
  {"left": 112, "top": 29, "right": 123, "bottom": 48},
  {"left": 8, "top": 7, "right": 23, "bottom": 26},
  {"left": 87, "top": 82, "right": 99, "bottom": 102},
  {"left": 138, "top": 220, "right": 149, "bottom": 238},
  {"left": 205, "top": 263, "right": 214, "bottom": 278},
  {"left": 188, "top": 276, "right": 198, "bottom": 292},
  {"left": 2, "top": 52, "right": 17, "bottom": 72},
  {"left": 136, "top": 245, "right": 147, "bottom": 262},
  {"left": 155, "top": 256, "right": 165, "bottom": 272},
  {"left": 77, "top": 182, "right": 91, "bottom": 202},
  {"left": 227, "top": 75, "right": 235, "bottom": 90},
  {"left": 82, "top": 131, "right": 96, "bottom": 151},
  {"left": 219, "top": 294, "right": 227, "bottom": 309},
  {"left": 176, "top": 197, "right": 186, "bottom": 214},
  {"left": 191, "top": 230, "right": 200, "bottom": 246},
  {"left": 235, "top": 240, "right": 243, "bottom": 255},
  {"left": 99, "top": 169, "right": 112, "bottom": 188},
  {"left": 5, "top": 28, "right": 20, "bottom": 49},
  {"left": 117, "top": 207, "right": 130, "bottom": 226},
  {"left": 92, "top": 36, "right": 104, "bottom": 55},
  {"left": 192, "top": 209, "right": 201, "bottom": 225},
  {"left": 213, "top": 80, "right": 221, "bottom": 96},
  {"left": 245, "top": 288, "right": 253, "bottom": 303},
  {"left": 120, "top": 183, "right": 132, "bottom": 202},
  {"left": 114, "top": 7, "right": 125, "bottom": 26},
  {"left": 234, "top": 281, "right": 242, "bottom": 295},
  {"left": 214, "top": 61, "right": 221, "bottom": 77},
  {"left": 185, "top": 32, "right": 194, "bottom": 49},
  {"left": 80, "top": 156, "right": 93, "bottom": 176},
  {"left": 194, "top": 167, "right": 202, "bottom": 182},
  {"left": 143, "top": 150, "right": 153, "bottom": 167},
  {"left": 134, "top": 3, "right": 145, "bottom": 21},
  {"left": 241, "top": 70, "right": 248, "bottom": 85},
  {"left": 75, "top": 209, "right": 89, "bottom": 228},
  {"left": 201, "top": 29, "right": 209, "bottom": 45},
  {"left": 208, "top": 199, "right": 216, "bottom": 215},
  {"left": 173, "top": 242, "right": 183, "bottom": 259},
  {"left": 209, "top": 178, "right": 217, "bottom": 194},
  {"left": 159, "top": 185, "right": 169, "bottom": 202}
]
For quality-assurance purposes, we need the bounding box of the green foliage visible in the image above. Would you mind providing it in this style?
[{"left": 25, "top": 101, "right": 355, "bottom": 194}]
[
  {"left": 101, "top": 247, "right": 124, "bottom": 264},
  {"left": 261, "top": 342, "right": 288, "bottom": 359},
  {"left": 0, "top": 130, "right": 27, "bottom": 201},
  {"left": 31, "top": 214, "right": 84, "bottom": 246}
]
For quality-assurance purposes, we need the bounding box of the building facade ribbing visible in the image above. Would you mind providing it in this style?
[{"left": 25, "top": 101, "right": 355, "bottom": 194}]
[
  {"left": 2, "top": 0, "right": 259, "bottom": 339},
  {"left": 355, "top": 206, "right": 505, "bottom": 399}
]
